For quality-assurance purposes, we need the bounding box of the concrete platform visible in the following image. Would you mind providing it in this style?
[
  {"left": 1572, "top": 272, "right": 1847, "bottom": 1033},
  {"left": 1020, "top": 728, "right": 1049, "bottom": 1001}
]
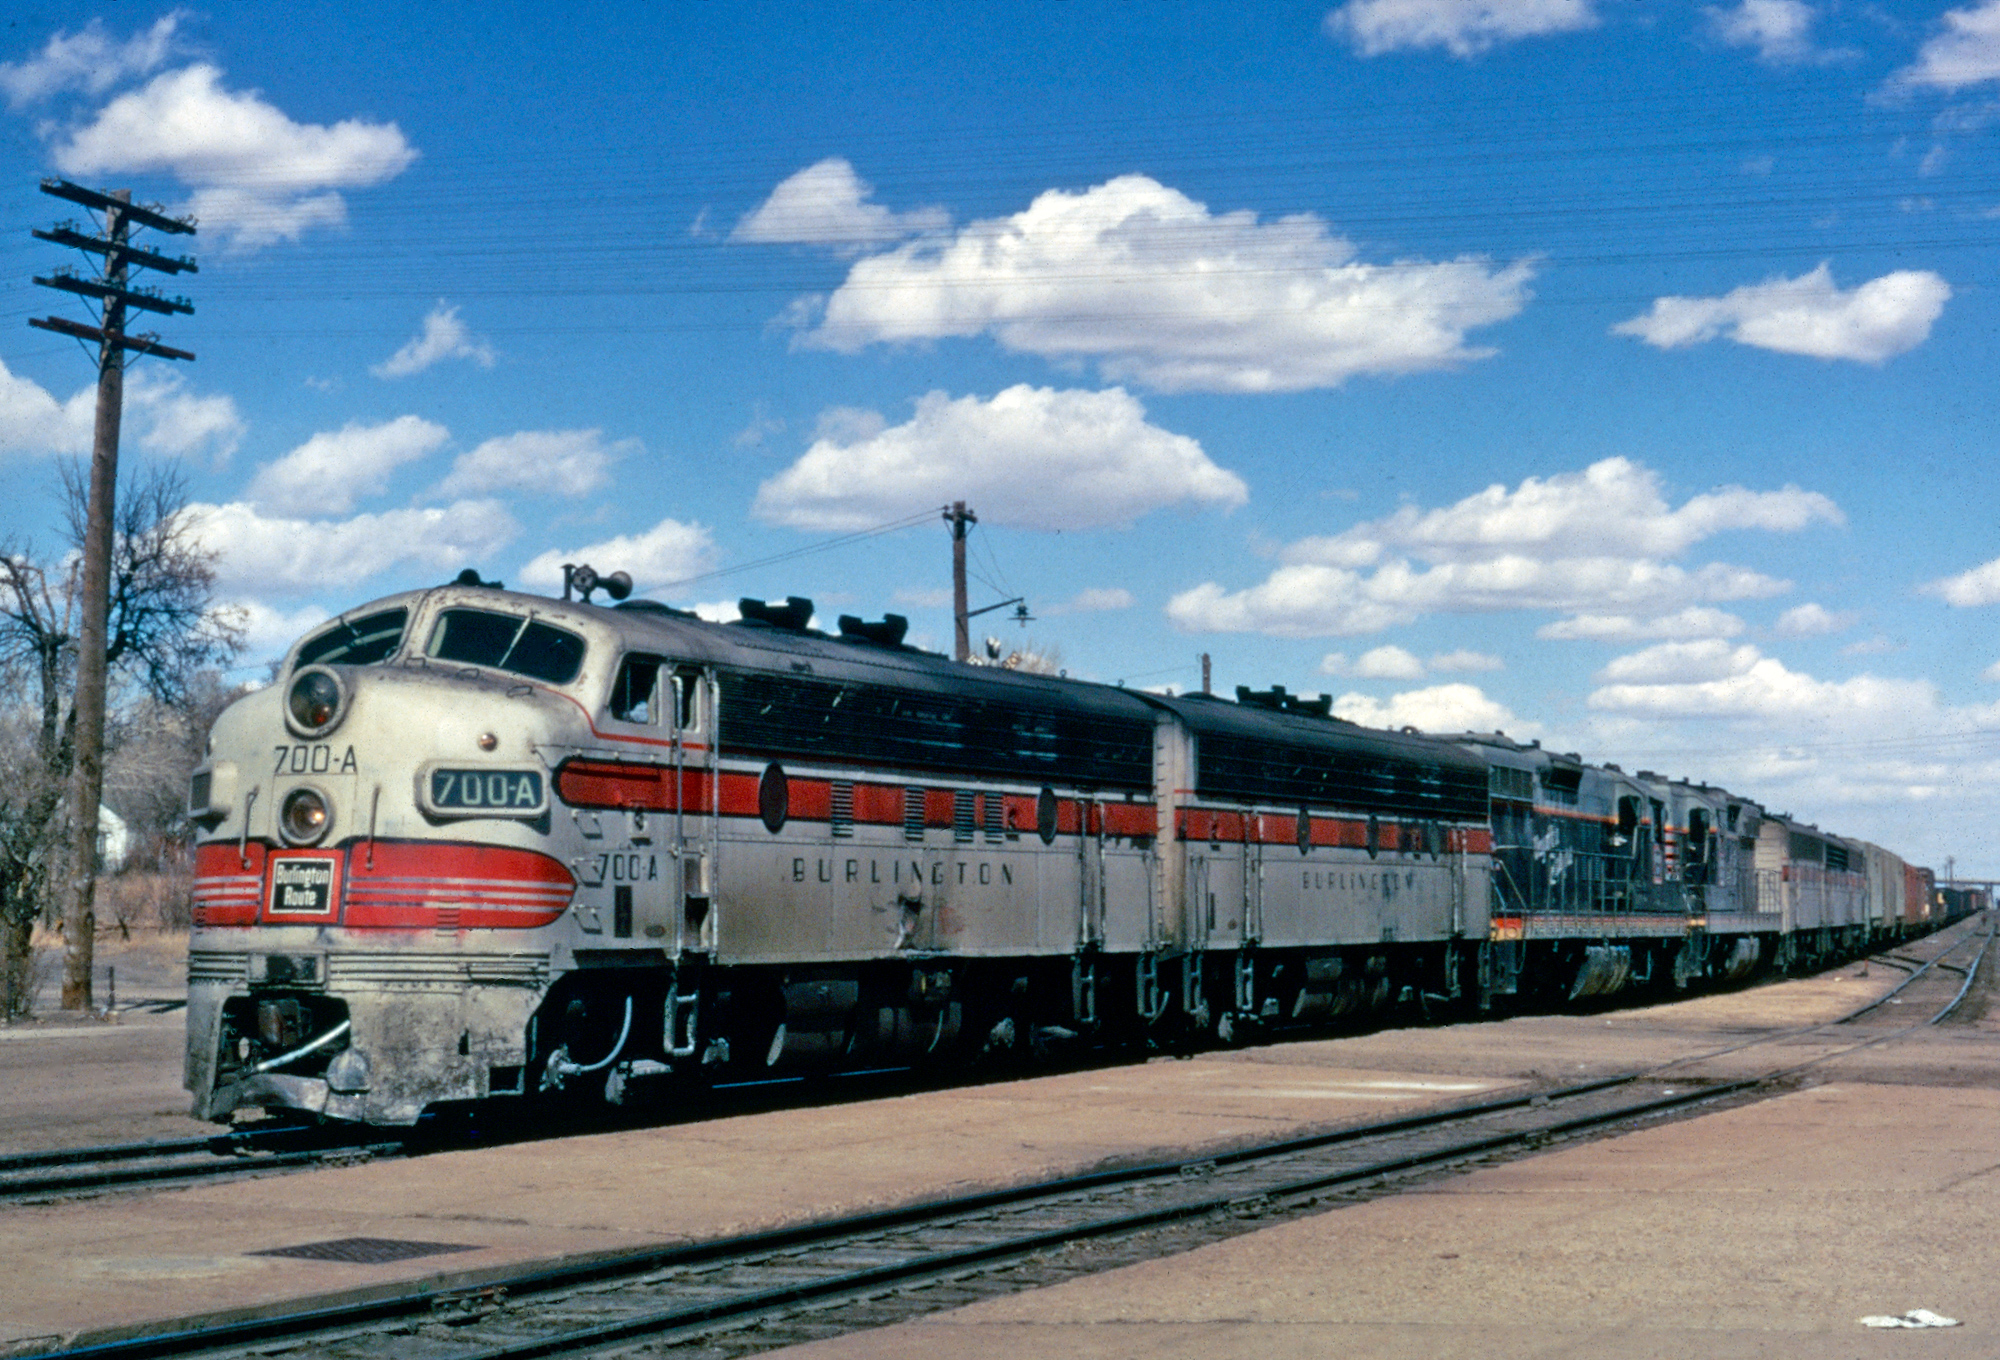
[{"left": 0, "top": 951, "right": 1952, "bottom": 1356}]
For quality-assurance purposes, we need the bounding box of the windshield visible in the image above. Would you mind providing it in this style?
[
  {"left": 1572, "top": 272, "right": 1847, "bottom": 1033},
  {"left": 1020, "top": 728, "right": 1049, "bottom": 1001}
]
[
  {"left": 426, "top": 607, "right": 586, "bottom": 685},
  {"left": 295, "top": 607, "right": 408, "bottom": 669}
]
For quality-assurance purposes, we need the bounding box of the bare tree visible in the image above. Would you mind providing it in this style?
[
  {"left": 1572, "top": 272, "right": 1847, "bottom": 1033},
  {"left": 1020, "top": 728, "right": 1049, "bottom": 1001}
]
[
  {"left": 0, "top": 463, "right": 241, "bottom": 1017},
  {"left": 0, "top": 665, "right": 66, "bottom": 1016}
]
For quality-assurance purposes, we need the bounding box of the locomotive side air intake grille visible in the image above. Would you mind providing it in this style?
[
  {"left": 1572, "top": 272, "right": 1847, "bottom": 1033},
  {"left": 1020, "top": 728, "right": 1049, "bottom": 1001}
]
[
  {"left": 188, "top": 950, "right": 250, "bottom": 985},
  {"left": 984, "top": 792, "right": 1006, "bottom": 842},
  {"left": 830, "top": 781, "right": 854, "bottom": 838},
  {"left": 954, "top": 790, "right": 976, "bottom": 843},
  {"left": 324, "top": 952, "right": 549, "bottom": 988},
  {"left": 903, "top": 786, "right": 925, "bottom": 842}
]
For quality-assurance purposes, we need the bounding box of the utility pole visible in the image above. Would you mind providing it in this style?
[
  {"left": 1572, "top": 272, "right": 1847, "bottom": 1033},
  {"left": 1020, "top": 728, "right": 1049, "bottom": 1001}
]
[
  {"left": 1201, "top": 653, "right": 1211, "bottom": 695},
  {"left": 945, "top": 501, "right": 976, "bottom": 663},
  {"left": 30, "top": 178, "right": 195, "bottom": 1011}
]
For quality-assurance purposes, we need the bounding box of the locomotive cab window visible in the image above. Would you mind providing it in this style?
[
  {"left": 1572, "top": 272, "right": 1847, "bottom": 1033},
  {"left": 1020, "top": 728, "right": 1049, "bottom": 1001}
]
[
  {"left": 296, "top": 607, "right": 407, "bottom": 669},
  {"left": 609, "top": 654, "right": 662, "bottom": 724},
  {"left": 425, "top": 608, "right": 586, "bottom": 685},
  {"left": 1614, "top": 796, "right": 1641, "bottom": 851},
  {"left": 671, "top": 667, "right": 705, "bottom": 732}
]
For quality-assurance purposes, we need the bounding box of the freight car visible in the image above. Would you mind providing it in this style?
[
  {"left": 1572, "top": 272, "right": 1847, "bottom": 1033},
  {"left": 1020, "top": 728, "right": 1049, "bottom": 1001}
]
[{"left": 183, "top": 576, "right": 1943, "bottom": 1127}]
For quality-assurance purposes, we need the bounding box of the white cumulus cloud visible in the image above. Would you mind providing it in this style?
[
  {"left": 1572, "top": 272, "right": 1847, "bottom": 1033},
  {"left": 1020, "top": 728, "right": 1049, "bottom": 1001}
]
[
  {"left": 1325, "top": 0, "right": 1598, "bottom": 58},
  {"left": 126, "top": 369, "right": 245, "bottom": 464},
  {"left": 1332, "top": 683, "right": 1527, "bottom": 735},
  {"left": 731, "top": 158, "right": 949, "bottom": 250},
  {"left": 1923, "top": 556, "right": 2000, "bottom": 606},
  {"left": 0, "top": 360, "right": 242, "bottom": 464},
  {"left": 436, "top": 429, "right": 629, "bottom": 500},
  {"left": 517, "top": 517, "right": 718, "bottom": 594},
  {"left": 1774, "top": 602, "right": 1856, "bottom": 636},
  {"left": 0, "top": 359, "right": 96, "bottom": 457},
  {"left": 0, "top": 13, "right": 181, "bottom": 106},
  {"left": 1613, "top": 264, "right": 1950, "bottom": 363},
  {"left": 372, "top": 302, "right": 496, "bottom": 378},
  {"left": 1588, "top": 644, "right": 1934, "bottom": 725},
  {"left": 798, "top": 174, "right": 1533, "bottom": 393},
  {"left": 1705, "top": 1, "right": 1840, "bottom": 64},
  {"left": 185, "top": 498, "right": 518, "bottom": 595},
  {"left": 52, "top": 64, "right": 418, "bottom": 248},
  {"left": 1169, "top": 458, "right": 1838, "bottom": 638},
  {"left": 1322, "top": 645, "right": 1427, "bottom": 679},
  {"left": 246, "top": 416, "right": 449, "bottom": 517},
  {"left": 1537, "top": 607, "right": 1746, "bottom": 641},
  {"left": 753, "top": 385, "right": 1247, "bottom": 532},
  {"left": 1890, "top": 0, "right": 2000, "bottom": 91},
  {"left": 1597, "top": 640, "right": 1764, "bottom": 685}
]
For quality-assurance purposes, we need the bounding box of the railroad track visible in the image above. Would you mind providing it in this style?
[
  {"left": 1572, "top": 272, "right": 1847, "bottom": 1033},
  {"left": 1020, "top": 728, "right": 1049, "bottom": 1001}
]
[
  {"left": 0, "top": 1123, "right": 404, "bottom": 1204},
  {"left": 7, "top": 921, "right": 1976, "bottom": 1211},
  {"left": 31, "top": 913, "right": 1991, "bottom": 1360}
]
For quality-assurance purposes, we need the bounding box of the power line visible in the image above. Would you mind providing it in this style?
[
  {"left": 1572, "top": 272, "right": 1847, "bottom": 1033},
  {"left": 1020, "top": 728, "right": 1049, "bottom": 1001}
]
[{"left": 645, "top": 507, "right": 942, "bottom": 596}]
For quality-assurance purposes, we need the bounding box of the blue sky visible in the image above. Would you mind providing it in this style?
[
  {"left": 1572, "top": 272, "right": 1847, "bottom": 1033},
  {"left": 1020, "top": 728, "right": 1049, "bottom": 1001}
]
[{"left": 3, "top": 1, "right": 1999, "bottom": 872}]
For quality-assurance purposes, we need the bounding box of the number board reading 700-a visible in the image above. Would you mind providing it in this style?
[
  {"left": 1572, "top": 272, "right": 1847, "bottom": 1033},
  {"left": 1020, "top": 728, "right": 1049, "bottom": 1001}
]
[{"left": 430, "top": 769, "right": 544, "bottom": 811}]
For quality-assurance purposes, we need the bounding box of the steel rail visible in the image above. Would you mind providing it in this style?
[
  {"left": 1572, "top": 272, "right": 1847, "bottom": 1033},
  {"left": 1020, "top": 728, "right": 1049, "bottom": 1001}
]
[
  {"left": 0, "top": 1125, "right": 399, "bottom": 1202},
  {"left": 1930, "top": 911, "right": 1994, "bottom": 1023}
]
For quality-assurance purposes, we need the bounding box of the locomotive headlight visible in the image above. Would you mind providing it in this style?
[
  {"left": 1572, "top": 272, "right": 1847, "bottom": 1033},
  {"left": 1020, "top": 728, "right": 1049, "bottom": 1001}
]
[
  {"left": 280, "top": 787, "right": 333, "bottom": 845},
  {"left": 286, "top": 666, "right": 346, "bottom": 738}
]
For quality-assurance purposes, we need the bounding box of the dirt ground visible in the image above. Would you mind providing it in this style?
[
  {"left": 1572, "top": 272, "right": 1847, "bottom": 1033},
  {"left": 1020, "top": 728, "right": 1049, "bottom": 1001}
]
[{"left": 0, "top": 929, "right": 201, "bottom": 1153}]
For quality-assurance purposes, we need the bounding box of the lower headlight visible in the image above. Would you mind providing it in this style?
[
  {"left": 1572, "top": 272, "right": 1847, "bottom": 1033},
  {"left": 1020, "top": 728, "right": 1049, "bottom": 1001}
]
[{"left": 280, "top": 787, "right": 332, "bottom": 844}]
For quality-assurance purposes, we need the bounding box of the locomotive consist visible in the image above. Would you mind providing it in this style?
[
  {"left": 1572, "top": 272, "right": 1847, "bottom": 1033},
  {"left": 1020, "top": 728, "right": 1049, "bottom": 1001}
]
[{"left": 184, "top": 578, "right": 1948, "bottom": 1126}]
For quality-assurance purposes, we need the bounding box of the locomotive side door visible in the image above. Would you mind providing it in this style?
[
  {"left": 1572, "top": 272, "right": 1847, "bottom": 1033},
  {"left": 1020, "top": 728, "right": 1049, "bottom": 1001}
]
[
  {"left": 594, "top": 654, "right": 674, "bottom": 946},
  {"left": 672, "top": 666, "right": 718, "bottom": 955},
  {"left": 597, "top": 655, "right": 714, "bottom": 951}
]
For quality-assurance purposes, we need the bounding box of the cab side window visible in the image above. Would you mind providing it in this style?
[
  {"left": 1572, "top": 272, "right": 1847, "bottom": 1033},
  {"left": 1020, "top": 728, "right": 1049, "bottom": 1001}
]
[
  {"left": 671, "top": 667, "right": 705, "bottom": 732},
  {"left": 609, "top": 655, "right": 663, "bottom": 724}
]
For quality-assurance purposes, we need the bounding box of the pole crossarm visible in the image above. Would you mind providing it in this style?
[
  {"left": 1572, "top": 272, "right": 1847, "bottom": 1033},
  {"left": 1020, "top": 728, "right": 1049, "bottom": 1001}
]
[
  {"left": 39, "top": 178, "right": 195, "bottom": 235},
  {"left": 965, "top": 595, "right": 1027, "bottom": 621},
  {"left": 34, "top": 271, "right": 193, "bottom": 316},
  {"left": 28, "top": 315, "right": 194, "bottom": 362},
  {"left": 33, "top": 226, "right": 197, "bottom": 275}
]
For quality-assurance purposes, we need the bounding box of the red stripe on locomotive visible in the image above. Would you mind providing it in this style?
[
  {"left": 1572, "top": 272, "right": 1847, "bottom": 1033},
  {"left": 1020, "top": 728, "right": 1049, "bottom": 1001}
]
[
  {"left": 343, "top": 842, "right": 575, "bottom": 929},
  {"left": 192, "top": 840, "right": 575, "bottom": 930}
]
